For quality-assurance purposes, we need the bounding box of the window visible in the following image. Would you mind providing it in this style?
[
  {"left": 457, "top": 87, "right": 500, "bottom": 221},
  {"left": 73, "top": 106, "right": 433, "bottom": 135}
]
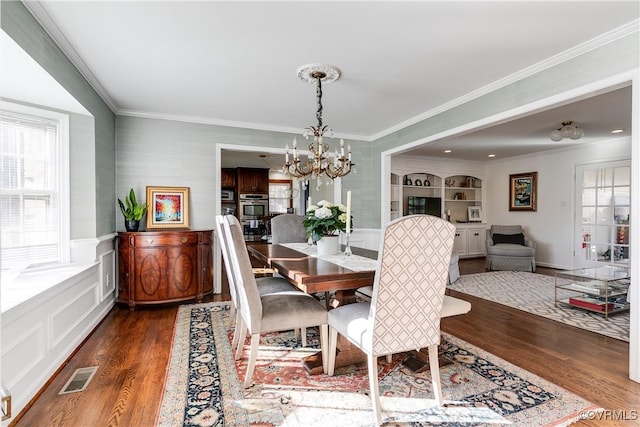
[
  {"left": 1, "top": 103, "right": 69, "bottom": 269},
  {"left": 576, "top": 161, "right": 630, "bottom": 266},
  {"left": 269, "top": 180, "right": 293, "bottom": 214}
]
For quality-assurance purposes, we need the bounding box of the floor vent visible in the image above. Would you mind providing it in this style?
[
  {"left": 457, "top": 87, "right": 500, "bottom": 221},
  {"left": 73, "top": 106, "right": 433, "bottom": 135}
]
[{"left": 58, "top": 366, "right": 98, "bottom": 395}]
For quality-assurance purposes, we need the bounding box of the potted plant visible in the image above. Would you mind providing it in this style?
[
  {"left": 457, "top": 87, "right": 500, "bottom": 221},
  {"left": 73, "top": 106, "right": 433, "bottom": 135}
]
[
  {"left": 118, "top": 188, "right": 147, "bottom": 232},
  {"left": 303, "top": 200, "right": 352, "bottom": 256}
]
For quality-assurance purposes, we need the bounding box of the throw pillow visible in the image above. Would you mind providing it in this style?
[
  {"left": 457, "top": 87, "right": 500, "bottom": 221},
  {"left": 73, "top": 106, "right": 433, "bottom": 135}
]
[{"left": 492, "top": 232, "right": 525, "bottom": 245}]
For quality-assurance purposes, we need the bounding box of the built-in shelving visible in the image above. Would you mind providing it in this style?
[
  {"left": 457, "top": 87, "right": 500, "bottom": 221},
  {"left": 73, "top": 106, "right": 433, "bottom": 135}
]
[{"left": 389, "top": 170, "right": 485, "bottom": 257}]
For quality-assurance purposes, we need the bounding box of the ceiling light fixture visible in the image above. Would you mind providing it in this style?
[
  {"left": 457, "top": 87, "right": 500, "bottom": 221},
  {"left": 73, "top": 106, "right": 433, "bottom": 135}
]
[
  {"left": 550, "top": 121, "right": 583, "bottom": 141},
  {"left": 610, "top": 129, "right": 624, "bottom": 134},
  {"left": 282, "top": 64, "right": 355, "bottom": 188}
]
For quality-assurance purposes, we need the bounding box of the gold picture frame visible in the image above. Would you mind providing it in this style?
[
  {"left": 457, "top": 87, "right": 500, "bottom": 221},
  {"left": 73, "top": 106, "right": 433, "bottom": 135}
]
[
  {"left": 509, "top": 172, "right": 537, "bottom": 211},
  {"left": 146, "top": 186, "right": 190, "bottom": 229}
]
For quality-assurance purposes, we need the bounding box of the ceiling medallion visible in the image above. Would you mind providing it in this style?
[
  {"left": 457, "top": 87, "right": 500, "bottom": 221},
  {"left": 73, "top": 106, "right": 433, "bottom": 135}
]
[{"left": 296, "top": 63, "right": 341, "bottom": 84}]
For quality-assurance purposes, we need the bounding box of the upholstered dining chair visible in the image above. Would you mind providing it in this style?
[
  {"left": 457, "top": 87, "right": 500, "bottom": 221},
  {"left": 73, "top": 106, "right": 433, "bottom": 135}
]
[
  {"left": 215, "top": 215, "right": 305, "bottom": 352},
  {"left": 326, "top": 215, "right": 456, "bottom": 426},
  {"left": 485, "top": 224, "right": 536, "bottom": 272},
  {"left": 270, "top": 213, "right": 307, "bottom": 244},
  {"left": 223, "top": 215, "right": 329, "bottom": 388},
  {"left": 270, "top": 212, "right": 337, "bottom": 306}
]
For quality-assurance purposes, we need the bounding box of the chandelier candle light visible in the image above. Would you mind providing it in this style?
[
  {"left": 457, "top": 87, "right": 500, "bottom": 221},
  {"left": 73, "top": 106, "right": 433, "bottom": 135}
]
[{"left": 283, "top": 64, "right": 355, "bottom": 188}]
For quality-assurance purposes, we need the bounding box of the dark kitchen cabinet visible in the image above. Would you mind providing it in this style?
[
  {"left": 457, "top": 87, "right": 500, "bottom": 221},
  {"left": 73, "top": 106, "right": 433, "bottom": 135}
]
[
  {"left": 221, "top": 168, "right": 236, "bottom": 189},
  {"left": 237, "top": 167, "right": 269, "bottom": 194}
]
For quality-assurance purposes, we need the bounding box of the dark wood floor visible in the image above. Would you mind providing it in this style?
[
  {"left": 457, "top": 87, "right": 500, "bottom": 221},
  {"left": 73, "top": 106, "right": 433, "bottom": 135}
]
[{"left": 14, "top": 258, "right": 639, "bottom": 426}]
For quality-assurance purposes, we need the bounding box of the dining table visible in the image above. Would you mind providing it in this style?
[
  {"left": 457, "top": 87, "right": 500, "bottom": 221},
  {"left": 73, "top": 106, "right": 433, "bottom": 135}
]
[{"left": 247, "top": 242, "right": 378, "bottom": 374}]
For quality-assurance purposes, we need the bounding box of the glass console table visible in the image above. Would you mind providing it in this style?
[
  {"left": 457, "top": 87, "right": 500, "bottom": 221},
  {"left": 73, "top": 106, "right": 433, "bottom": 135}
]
[{"left": 555, "top": 265, "right": 630, "bottom": 319}]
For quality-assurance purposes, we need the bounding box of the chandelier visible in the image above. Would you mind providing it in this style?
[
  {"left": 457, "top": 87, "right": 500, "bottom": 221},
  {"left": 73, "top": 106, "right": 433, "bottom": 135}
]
[
  {"left": 550, "top": 121, "right": 583, "bottom": 141},
  {"left": 283, "top": 64, "right": 354, "bottom": 186}
]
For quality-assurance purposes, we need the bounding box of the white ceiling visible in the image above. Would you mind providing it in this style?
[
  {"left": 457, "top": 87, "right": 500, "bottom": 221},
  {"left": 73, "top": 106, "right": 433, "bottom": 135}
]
[{"left": 19, "top": 1, "right": 640, "bottom": 161}]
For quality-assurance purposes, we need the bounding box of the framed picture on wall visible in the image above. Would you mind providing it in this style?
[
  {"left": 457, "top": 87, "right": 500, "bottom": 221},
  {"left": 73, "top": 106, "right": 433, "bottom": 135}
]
[
  {"left": 509, "top": 172, "right": 537, "bottom": 211},
  {"left": 146, "top": 186, "right": 190, "bottom": 229},
  {"left": 468, "top": 206, "right": 482, "bottom": 222}
]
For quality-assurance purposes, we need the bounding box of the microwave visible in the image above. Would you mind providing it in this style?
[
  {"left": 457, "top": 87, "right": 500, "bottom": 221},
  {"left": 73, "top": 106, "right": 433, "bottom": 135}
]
[
  {"left": 240, "top": 201, "right": 267, "bottom": 218},
  {"left": 221, "top": 190, "right": 234, "bottom": 201}
]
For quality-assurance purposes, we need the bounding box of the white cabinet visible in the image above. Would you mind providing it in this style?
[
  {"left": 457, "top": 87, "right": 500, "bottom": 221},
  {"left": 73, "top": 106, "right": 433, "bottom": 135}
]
[
  {"left": 453, "top": 227, "right": 467, "bottom": 255},
  {"left": 454, "top": 224, "right": 487, "bottom": 258},
  {"left": 467, "top": 225, "right": 486, "bottom": 255}
]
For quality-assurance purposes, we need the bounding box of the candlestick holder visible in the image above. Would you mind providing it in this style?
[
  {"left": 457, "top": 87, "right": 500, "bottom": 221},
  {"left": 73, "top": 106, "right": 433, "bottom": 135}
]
[{"left": 344, "top": 232, "right": 352, "bottom": 257}]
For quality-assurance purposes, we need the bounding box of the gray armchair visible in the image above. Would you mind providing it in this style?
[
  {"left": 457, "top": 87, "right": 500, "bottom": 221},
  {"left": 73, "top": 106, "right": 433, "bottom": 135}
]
[{"left": 486, "top": 225, "right": 536, "bottom": 272}]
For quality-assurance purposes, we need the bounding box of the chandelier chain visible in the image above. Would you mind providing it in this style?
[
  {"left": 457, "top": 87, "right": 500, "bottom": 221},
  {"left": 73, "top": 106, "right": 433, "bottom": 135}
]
[{"left": 315, "top": 74, "right": 323, "bottom": 131}]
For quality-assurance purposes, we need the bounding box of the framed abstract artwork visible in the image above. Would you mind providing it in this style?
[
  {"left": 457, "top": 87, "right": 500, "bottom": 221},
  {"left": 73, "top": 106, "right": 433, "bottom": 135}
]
[
  {"left": 509, "top": 172, "right": 537, "bottom": 211},
  {"left": 146, "top": 186, "right": 190, "bottom": 229}
]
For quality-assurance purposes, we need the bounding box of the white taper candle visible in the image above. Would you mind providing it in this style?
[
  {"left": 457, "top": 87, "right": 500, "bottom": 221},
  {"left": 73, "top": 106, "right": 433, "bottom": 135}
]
[{"left": 346, "top": 190, "right": 351, "bottom": 234}]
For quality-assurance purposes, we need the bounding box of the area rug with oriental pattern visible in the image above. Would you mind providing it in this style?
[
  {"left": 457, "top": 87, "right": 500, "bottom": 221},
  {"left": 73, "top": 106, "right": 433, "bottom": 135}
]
[
  {"left": 447, "top": 271, "right": 629, "bottom": 342},
  {"left": 157, "top": 302, "right": 601, "bottom": 427}
]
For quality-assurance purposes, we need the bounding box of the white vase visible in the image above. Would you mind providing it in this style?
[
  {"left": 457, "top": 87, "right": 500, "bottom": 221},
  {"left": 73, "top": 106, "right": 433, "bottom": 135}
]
[{"left": 317, "top": 235, "right": 339, "bottom": 256}]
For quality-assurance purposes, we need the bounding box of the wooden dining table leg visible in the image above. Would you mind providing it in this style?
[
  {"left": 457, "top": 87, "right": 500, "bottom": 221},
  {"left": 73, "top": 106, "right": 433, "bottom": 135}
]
[{"left": 303, "top": 289, "right": 366, "bottom": 374}]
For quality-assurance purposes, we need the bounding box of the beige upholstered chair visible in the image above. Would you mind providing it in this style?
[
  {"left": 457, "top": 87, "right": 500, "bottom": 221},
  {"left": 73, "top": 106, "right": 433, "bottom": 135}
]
[
  {"left": 215, "top": 215, "right": 304, "bottom": 352},
  {"left": 485, "top": 225, "right": 536, "bottom": 272},
  {"left": 270, "top": 213, "right": 307, "bottom": 244},
  {"left": 223, "top": 215, "right": 329, "bottom": 388},
  {"left": 327, "top": 215, "right": 456, "bottom": 425}
]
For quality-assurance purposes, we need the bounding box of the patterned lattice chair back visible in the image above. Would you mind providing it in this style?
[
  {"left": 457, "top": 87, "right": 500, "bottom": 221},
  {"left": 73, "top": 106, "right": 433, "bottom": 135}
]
[{"left": 369, "top": 215, "right": 456, "bottom": 356}]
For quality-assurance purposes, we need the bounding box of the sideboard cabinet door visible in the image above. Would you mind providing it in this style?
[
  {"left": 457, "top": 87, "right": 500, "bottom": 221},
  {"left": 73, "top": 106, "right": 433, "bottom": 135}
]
[
  {"left": 133, "top": 247, "right": 168, "bottom": 301},
  {"left": 165, "top": 244, "right": 198, "bottom": 300}
]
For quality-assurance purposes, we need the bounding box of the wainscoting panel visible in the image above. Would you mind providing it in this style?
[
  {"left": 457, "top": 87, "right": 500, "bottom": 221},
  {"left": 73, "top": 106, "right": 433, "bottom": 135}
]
[
  {"left": 51, "top": 279, "right": 100, "bottom": 348},
  {"left": 100, "top": 249, "right": 116, "bottom": 300},
  {"left": 1, "top": 323, "right": 45, "bottom": 391}
]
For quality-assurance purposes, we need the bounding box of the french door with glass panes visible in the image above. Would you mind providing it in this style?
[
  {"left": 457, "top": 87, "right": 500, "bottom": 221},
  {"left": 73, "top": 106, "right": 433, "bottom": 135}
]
[{"left": 576, "top": 160, "right": 630, "bottom": 268}]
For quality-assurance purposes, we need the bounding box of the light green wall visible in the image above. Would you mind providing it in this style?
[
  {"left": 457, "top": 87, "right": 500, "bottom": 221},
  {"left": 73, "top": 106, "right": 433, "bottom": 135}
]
[
  {"left": 1, "top": 0, "right": 116, "bottom": 237},
  {"left": 115, "top": 116, "right": 371, "bottom": 230}
]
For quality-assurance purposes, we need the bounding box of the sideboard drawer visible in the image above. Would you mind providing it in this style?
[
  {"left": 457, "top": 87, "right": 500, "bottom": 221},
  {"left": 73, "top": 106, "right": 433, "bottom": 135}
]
[{"left": 131, "top": 233, "right": 198, "bottom": 247}]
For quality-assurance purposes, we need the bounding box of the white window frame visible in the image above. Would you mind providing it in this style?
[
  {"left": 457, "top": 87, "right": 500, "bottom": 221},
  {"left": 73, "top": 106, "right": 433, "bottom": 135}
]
[
  {"left": 269, "top": 179, "right": 293, "bottom": 215},
  {"left": 0, "top": 101, "right": 70, "bottom": 270},
  {"left": 575, "top": 159, "right": 630, "bottom": 268}
]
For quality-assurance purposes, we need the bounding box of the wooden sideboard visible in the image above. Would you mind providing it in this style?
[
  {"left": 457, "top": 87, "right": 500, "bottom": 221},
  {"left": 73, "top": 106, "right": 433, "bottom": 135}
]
[{"left": 117, "top": 230, "right": 213, "bottom": 310}]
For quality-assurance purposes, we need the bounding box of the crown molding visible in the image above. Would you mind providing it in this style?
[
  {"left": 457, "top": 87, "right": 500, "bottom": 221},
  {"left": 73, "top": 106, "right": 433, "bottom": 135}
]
[
  {"left": 370, "top": 19, "right": 640, "bottom": 142},
  {"left": 117, "top": 109, "right": 368, "bottom": 142},
  {"left": 23, "top": 1, "right": 118, "bottom": 113}
]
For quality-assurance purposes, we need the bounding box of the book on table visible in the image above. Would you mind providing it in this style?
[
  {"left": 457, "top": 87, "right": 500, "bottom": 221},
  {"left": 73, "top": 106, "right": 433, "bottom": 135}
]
[{"left": 568, "top": 296, "right": 614, "bottom": 312}]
